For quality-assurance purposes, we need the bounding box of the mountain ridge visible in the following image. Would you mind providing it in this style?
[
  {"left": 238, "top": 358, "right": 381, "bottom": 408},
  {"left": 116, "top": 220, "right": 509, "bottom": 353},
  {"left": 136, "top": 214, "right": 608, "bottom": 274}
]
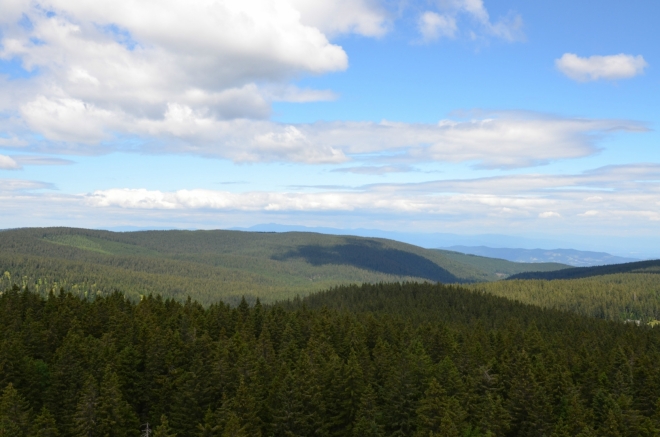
[{"left": 444, "top": 245, "right": 639, "bottom": 267}]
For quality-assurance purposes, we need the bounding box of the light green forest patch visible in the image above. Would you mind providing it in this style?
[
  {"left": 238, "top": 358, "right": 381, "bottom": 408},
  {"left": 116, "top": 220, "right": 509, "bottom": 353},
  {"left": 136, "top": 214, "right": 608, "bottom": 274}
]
[
  {"left": 469, "top": 272, "right": 660, "bottom": 322},
  {"left": 44, "top": 234, "right": 162, "bottom": 257}
]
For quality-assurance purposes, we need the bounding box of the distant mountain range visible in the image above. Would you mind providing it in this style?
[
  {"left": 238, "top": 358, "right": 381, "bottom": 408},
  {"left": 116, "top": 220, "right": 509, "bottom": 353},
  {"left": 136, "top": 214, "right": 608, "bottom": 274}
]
[
  {"left": 444, "top": 246, "right": 639, "bottom": 267},
  {"left": 95, "top": 224, "right": 656, "bottom": 259},
  {"left": 231, "top": 223, "right": 574, "bottom": 249}
]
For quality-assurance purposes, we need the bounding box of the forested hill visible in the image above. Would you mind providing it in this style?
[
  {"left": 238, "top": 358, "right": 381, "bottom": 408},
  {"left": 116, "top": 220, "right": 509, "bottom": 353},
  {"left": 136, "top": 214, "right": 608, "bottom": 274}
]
[
  {"left": 0, "top": 227, "right": 567, "bottom": 304},
  {"left": 3, "top": 283, "right": 660, "bottom": 436},
  {"left": 507, "top": 259, "right": 660, "bottom": 280}
]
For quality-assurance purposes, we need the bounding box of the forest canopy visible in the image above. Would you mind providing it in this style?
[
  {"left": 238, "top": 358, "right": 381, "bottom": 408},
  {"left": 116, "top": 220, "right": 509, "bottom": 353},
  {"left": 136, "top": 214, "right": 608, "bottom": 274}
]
[{"left": 3, "top": 282, "right": 660, "bottom": 436}]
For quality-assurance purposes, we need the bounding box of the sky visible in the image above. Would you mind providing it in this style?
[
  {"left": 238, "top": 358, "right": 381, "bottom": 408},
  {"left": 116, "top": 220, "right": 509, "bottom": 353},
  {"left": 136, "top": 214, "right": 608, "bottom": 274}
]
[{"left": 0, "top": 0, "right": 659, "bottom": 256}]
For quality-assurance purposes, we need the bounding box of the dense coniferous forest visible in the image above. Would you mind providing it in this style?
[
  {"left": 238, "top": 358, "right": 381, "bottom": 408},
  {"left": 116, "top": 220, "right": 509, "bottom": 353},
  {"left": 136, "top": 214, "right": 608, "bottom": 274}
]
[
  {"left": 3, "top": 282, "right": 660, "bottom": 436},
  {"left": 0, "top": 227, "right": 566, "bottom": 304},
  {"left": 471, "top": 273, "right": 660, "bottom": 323},
  {"left": 507, "top": 260, "right": 660, "bottom": 281}
]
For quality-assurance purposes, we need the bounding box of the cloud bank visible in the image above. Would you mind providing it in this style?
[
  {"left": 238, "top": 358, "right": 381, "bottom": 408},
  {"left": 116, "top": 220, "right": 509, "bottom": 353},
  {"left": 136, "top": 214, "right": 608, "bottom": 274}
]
[{"left": 79, "top": 164, "right": 660, "bottom": 226}]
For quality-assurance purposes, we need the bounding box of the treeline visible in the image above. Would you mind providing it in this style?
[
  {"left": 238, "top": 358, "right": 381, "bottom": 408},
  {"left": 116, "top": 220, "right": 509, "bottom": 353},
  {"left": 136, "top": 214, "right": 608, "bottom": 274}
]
[
  {"left": 3, "top": 283, "right": 660, "bottom": 436},
  {"left": 471, "top": 273, "right": 660, "bottom": 322}
]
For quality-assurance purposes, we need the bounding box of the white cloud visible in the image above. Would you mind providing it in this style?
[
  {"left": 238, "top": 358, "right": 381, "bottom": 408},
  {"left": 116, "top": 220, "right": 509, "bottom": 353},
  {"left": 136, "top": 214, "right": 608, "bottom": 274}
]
[
  {"left": 0, "top": 0, "right": 359, "bottom": 144},
  {"left": 21, "top": 96, "right": 120, "bottom": 144},
  {"left": 2, "top": 109, "right": 646, "bottom": 167},
  {"left": 556, "top": 53, "right": 648, "bottom": 82},
  {"left": 83, "top": 165, "right": 660, "bottom": 226},
  {"left": 419, "top": 0, "right": 524, "bottom": 43},
  {"left": 12, "top": 155, "right": 74, "bottom": 166},
  {"left": 0, "top": 155, "right": 20, "bottom": 169},
  {"left": 332, "top": 165, "right": 416, "bottom": 175},
  {"left": 1, "top": 163, "right": 660, "bottom": 240},
  {"left": 0, "top": 178, "right": 53, "bottom": 191},
  {"left": 419, "top": 12, "right": 457, "bottom": 41},
  {"left": 289, "top": 0, "right": 390, "bottom": 37},
  {"left": 262, "top": 85, "right": 338, "bottom": 103}
]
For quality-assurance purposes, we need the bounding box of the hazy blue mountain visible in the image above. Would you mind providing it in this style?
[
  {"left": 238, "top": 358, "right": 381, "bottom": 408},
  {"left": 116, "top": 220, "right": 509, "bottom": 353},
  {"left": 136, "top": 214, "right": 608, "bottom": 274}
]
[
  {"left": 234, "top": 223, "right": 574, "bottom": 251},
  {"left": 444, "top": 246, "right": 639, "bottom": 267}
]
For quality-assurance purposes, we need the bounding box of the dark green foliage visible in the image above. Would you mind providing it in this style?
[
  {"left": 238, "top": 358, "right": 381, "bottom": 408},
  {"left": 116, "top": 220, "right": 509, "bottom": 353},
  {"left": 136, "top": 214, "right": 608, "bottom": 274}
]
[
  {"left": 32, "top": 407, "right": 60, "bottom": 437},
  {"left": 2, "top": 282, "right": 660, "bottom": 436},
  {"left": 0, "top": 227, "right": 495, "bottom": 306},
  {"left": 472, "top": 273, "right": 660, "bottom": 322},
  {"left": 153, "top": 415, "right": 176, "bottom": 437},
  {"left": 274, "top": 240, "right": 461, "bottom": 282},
  {"left": 508, "top": 259, "right": 660, "bottom": 280},
  {"left": 0, "top": 383, "right": 31, "bottom": 436}
]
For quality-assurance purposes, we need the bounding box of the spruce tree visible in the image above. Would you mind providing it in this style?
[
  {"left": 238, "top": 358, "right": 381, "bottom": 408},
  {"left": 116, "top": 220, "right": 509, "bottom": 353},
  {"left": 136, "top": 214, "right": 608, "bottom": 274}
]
[
  {"left": 96, "top": 367, "right": 139, "bottom": 437},
  {"left": 352, "top": 384, "right": 383, "bottom": 437},
  {"left": 73, "top": 375, "right": 99, "bottom": 437},
  {"left": 197, "top": 408, "right": 219, "bottom": 437},
  {"left": 0, "top": 383, "right": 31, "bottom": 437},
  {"left": 153, "top": 415, "right": 177, "bottom": 437},
  {"left": 32, "top": 406, "right": 60, "bottom": 437},
  {"left": 415, "top": 378, "right": 466, "bottom": 437}
]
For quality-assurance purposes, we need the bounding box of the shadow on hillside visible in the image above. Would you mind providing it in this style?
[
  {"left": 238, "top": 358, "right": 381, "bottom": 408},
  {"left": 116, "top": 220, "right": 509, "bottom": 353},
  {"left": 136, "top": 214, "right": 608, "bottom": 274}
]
[{"left": 273, "top": 239, "right": 459, "bottom": 283}]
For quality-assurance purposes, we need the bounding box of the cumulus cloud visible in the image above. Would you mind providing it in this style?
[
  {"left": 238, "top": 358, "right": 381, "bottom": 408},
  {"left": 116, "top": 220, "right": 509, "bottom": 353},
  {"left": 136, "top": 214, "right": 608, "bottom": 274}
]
[
  {"left": 289, "top": 0, "right": 390, "bottom": 37},
  {"left": 556, "top": 53, "right": 648, "bottom": 82},
  {"left": 0, "top": 0, "right": 365, "bottom": 145},
  {"left": 419, "top": 0, "right": 523, "bottom": 43},
  {"left": 262, "top": 85, "right": 338, "bottom": 103},
  {"left": 539, "top": 211, "right": 561, "bottom": 219},
  {"left": 0, "top": 1, "right": 645, "bottom": 173},
  {"left": 0, "top": 155, "right": 20, "bottom": 169}
]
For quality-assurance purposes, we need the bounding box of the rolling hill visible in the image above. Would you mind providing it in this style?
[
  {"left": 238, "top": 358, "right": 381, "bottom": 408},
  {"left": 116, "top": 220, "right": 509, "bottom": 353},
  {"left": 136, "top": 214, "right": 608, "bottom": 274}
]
[
  {"left": 507, "top": 258, "right": 660, "bottom": 280},
  {"left": 0, "top": 227, "right": 567, "bottom": 304}
]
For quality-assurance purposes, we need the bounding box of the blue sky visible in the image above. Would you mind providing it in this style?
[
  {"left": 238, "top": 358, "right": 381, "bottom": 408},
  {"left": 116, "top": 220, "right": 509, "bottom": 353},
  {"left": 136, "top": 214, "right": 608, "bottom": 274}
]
[{"left": 1, "top": 0, "right": 659, "bottom": 256}]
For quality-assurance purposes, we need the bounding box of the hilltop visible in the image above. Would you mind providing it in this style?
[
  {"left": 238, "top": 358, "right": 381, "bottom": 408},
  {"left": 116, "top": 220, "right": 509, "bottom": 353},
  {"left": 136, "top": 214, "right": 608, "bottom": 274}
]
[{"left": 0, "top": 227, "right": 567, "bottom": 304}]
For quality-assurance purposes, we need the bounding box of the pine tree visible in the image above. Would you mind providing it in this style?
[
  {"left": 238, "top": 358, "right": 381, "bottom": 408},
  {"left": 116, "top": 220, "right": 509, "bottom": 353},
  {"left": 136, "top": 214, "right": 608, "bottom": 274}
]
[
  {"left": 32, "top": 406, "right": 60, "bottom": 437},
  {"left": 227, "top": 377, "right": 262, "bottom": 436},
  {"left": 600, "top": 408, "right": 623, "bottom": 437},
  {"left": 0, "top": 383, "right": 31, "bottom": 437},
  {"left": 96, "top": 367, "right": 139, "bottom": 437},
  {"left": 153, "top": 415, "right": 177, "bottom": 437},
  {"left": 352, "top": 385, "right": 383, "bottom": 437},
  {"left": 197, "top": 408, "right": 219, "bottom": 437},
  {"left": 221, "top": 414, "right": 247, "bottom": 437},
  {"left": 327, "top": 349, "right": 365, "bottom": 436},
  {"left": 472, "top": 392, "right": 510, "bottom": 436},
  {"left": 415, "top": 378, "right": 466, "bottom": 437},
  {"left": 73, "top": 375, "right": 99, "bottom": 437}
]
